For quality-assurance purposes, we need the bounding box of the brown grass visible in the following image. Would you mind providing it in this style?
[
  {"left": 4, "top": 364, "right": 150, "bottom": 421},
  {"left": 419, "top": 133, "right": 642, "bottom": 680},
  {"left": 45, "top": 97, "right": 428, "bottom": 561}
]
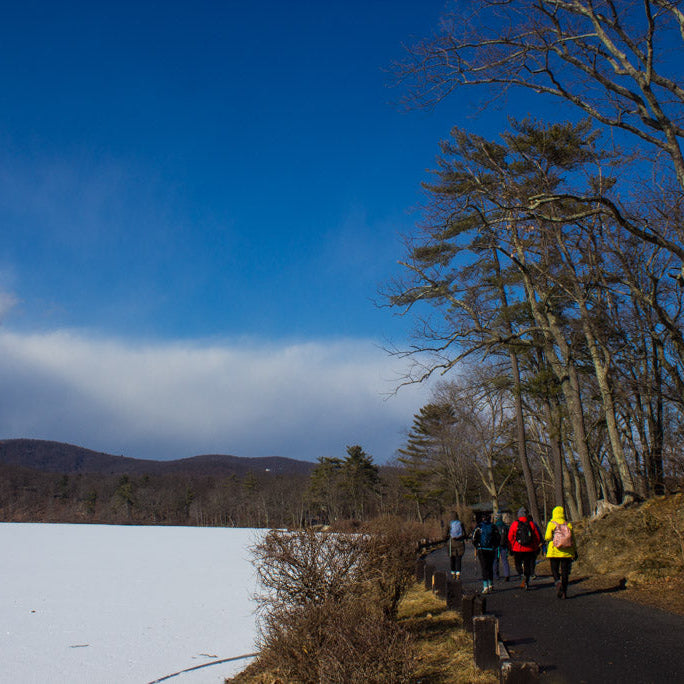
[
  {"left": 397, "top": 585, "right": 497, "bottom": 684},
  {"left": 571, "top": 492, "right": 684, "bottom": 615}
]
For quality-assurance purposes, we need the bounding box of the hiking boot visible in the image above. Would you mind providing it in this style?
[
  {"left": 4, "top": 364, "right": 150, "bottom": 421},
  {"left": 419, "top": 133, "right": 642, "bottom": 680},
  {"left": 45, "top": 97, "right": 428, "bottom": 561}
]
[{"left": 520, "top": 579, "right": 526, "bottom": 589}]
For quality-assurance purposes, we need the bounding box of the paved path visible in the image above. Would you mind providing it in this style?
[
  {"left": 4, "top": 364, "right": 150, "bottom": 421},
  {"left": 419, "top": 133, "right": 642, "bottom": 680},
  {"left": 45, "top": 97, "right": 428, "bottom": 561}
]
[{"left": 428, "top": 544, "right": 684, "bottom": 684}]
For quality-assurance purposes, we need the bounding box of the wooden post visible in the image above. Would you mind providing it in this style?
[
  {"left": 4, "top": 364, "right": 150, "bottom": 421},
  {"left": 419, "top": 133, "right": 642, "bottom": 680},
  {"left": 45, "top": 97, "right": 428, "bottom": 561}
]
[
  {"left": 473, "top": 615, "right": 499, "bottom": 671},
  {"left": 461, "top": 593, "right": 475, "bottom": 631},
  {"left": 424, "top": 563, "right": 435, "bottom": 591},
  {"left": 446, "top": 577, "right": 462, "bottom": 610},
  {"left": 415, "top": 557, "right": 426, "bottom": 583},
  {"left": 432, "top": 570, "right": 447, "bottom": 599},
  {"left": 473, "top": 593, "right": 487, "bottom": 618}
]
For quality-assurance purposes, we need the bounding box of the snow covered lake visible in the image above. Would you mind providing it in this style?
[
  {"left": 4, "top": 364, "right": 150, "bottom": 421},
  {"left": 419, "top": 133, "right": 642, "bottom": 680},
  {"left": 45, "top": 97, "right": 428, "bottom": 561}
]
[{"left": 1, "top": 523, "right": 262, "bottom": 683}]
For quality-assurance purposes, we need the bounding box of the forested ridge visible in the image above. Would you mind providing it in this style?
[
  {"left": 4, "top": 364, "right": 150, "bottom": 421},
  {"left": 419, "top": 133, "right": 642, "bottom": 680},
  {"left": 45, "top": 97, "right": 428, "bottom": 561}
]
[{"left": 0, "top": 441, "right": 416, "bottom": 527}]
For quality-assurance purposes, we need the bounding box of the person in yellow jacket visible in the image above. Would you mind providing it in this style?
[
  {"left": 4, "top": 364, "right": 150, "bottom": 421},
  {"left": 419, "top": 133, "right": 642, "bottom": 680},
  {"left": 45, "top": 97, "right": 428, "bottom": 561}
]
[{"left": 544, "top": 506, "right": 577, "bottom": 599}]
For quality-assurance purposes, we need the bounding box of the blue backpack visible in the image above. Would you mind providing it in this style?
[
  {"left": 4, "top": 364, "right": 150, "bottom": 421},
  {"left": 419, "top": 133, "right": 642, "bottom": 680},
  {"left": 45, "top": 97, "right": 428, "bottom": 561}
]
[
  {"left": 449, "top": 520, "right": 464, "bottom": 539},
  {"left": 478, "top": 521, "right": 500, "bottom": 550}
]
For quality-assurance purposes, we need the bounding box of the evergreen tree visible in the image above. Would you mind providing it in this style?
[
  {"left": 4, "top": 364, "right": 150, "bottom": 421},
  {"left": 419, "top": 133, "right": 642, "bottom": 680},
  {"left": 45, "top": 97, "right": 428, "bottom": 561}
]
[
  {"left": 397, "top": 404, "right": 454, "bottom": 522},
  {"left": 341, "top": 445, "right": 380, "bottom": 520}
]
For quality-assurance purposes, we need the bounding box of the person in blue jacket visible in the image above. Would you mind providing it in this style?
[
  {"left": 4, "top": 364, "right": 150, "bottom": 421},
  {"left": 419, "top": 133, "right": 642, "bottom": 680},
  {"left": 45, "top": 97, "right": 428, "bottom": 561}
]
[{"left": 472, "top": 513, "right": 500, "bottom": 594}]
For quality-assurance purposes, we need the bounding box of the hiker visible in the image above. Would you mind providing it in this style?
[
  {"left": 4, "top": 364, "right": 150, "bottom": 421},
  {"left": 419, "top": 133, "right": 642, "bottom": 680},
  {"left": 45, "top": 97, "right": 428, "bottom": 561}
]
[
  {"left": 494, "top": 512, "right": 511, "bottom": 582},
  {"left": 544, "top": 505, "right": 577, "bottom": 599},
  {"left": 447, "top": 512, "right": 467, "bottom": 579},
  {"left": 472, "top": 513, "right": 500, "bottom": 594},
  {"left": 508, "top": 507, "right": 541, "bottom": 590}
]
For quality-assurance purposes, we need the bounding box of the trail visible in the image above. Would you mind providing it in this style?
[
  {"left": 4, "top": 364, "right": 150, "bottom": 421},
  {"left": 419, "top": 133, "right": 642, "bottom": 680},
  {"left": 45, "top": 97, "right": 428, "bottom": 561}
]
[{"left": 429, "top": 545, "right": 684, "bottom": 683}]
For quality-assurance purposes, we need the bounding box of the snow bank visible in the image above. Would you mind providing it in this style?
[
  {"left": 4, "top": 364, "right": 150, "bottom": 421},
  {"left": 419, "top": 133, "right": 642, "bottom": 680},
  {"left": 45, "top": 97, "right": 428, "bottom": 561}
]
[{"left": 0, "top": 523, "right": 262, "bottom": 683}]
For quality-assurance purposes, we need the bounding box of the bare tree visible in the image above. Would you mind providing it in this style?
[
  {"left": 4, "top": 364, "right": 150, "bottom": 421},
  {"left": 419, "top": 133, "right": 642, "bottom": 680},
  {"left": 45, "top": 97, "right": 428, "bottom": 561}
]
[
  {"left": 435, "top": 367, "right": 518, "bottom": 514},
  {"left": 397, "top": 0, "right": 684, "bottom": 190}
]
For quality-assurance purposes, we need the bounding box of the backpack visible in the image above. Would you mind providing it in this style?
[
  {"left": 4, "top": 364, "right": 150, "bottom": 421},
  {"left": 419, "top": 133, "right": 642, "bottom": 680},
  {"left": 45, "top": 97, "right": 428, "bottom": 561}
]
[
  {"left": 515, "top": 519, "right": 533, "bottom": 546},
  {"left": 496, "top": 521, "right": 509, "bottom": 547},
  {"left": 478, "top": 521, "right": 500, "bottom": 549},
  {"left": 552, "top": 522, "right": 573, "bottom": 549},
  {"left": 449, "top": 520, "right": 464, "bottom": 540}
]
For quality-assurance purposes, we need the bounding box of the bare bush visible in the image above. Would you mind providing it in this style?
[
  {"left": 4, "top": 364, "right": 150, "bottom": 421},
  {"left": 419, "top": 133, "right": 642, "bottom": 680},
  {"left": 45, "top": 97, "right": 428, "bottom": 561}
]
[
  {"left": 360, "top": 516, "right": 426, "bottom": 619},
  {"left": 257, "top": 599, "right": 415, "bottom": 684},
  {"left": 247, "top": 520, "right": 425, "bottom": 682},
  {"left": 251, "top": 528, "right": 370, "bottom": 611}
]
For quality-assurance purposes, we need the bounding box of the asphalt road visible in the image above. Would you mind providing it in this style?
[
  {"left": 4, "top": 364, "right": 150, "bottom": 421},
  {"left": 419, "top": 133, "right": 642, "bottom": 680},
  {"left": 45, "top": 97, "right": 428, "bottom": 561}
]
[{"left": 428, "top": 544, "right": 684, "bottom": 684}]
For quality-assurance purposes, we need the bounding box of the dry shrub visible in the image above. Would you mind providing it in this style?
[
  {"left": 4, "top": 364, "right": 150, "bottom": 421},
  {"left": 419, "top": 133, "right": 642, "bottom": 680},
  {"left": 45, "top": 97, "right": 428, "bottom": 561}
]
[
  {"left": 360, "top": 516, "right": 427, "bottom": 619},
  {"left": 251, "top": 528, "right": 370, "bottom": 611},
  {"left": 257, "top": 599, "right": 415, "bottom": 683},
  {"left": 245, "top": 521, "right": 425, "bottom": 683}
]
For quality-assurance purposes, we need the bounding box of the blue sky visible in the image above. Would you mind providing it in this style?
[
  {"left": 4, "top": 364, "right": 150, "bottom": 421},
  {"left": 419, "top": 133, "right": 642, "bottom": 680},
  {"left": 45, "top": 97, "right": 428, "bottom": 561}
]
[
  {"left": 1, "top": 0, "right": 461, "bottom": 339},
  {"left": 0, "top": 1, "right": 533, "bottom": 462}
]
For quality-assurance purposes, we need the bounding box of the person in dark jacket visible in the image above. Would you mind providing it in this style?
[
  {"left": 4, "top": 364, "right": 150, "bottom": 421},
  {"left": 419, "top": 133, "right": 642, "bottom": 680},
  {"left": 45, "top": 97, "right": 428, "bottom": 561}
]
[
  {"left": 494, "top": 513, "right": 511, "bottom": 582},
  {"left": 507, "top": 507, "right": 542, "bottom": 590},
  {"left": 472, "top": 513, "right": 500, "bottom": 594}
]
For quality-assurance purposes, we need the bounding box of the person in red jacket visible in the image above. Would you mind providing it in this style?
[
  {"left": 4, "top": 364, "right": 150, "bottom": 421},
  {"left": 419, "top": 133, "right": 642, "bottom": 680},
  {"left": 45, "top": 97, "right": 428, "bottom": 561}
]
[{"left": 507, "top": 507, "right": 542, "bottom": 590}]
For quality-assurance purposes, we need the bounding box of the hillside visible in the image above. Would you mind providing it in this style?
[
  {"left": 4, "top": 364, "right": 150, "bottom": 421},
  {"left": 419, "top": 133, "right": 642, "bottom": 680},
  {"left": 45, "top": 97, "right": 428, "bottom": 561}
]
[
  {"left": 545, "top": 493, "right": 684, "bottom": 615},
  {"left": 0, "top": 439, "right": 315, "bottom": 477}
]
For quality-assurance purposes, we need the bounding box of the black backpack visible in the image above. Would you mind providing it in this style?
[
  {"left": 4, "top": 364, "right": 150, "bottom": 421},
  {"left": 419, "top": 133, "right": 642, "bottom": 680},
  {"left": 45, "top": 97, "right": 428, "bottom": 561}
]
[{"left": 515, "top": 520, "right": 533, "bottom": 546}]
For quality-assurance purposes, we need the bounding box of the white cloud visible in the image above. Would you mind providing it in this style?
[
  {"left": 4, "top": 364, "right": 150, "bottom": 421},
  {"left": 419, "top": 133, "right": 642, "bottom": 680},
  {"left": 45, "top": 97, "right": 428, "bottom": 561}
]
[{"left": 0, "top": 330, "right": 431, "bottom": 463}]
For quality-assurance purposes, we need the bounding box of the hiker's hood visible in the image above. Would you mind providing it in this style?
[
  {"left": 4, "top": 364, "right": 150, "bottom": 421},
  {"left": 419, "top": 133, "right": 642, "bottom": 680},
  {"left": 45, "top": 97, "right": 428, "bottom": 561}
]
[{"left": 551, "top": 506, "right": 566, "bottom": 523}]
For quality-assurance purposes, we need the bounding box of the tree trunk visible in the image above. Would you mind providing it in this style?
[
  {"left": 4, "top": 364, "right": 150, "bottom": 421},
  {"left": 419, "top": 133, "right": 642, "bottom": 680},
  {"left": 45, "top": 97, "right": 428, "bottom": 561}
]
[
  {"left": 544, "top": 396, "right": 565, "bottom": 508},
  {"left": 513, "top": 243, "right": 599, "bottom": 512},
  {"left": 578, "top": 306, "right": 637, "bottom": 500},
  {"left": 493, "top": 249, "right": 541, "bottom": 522}
]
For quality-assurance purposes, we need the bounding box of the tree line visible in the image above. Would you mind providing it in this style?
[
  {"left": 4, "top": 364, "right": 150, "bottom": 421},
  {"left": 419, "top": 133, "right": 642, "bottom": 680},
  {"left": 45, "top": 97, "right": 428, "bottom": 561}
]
[{"left": 0, "top": 445, "right": 471, "bottom": 528}]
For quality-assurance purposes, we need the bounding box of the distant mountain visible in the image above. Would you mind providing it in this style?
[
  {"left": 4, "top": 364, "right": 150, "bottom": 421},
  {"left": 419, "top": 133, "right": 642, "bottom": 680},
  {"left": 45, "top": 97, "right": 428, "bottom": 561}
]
[{"left": 0, "top": 439, "right": 316, "bottom": 477}]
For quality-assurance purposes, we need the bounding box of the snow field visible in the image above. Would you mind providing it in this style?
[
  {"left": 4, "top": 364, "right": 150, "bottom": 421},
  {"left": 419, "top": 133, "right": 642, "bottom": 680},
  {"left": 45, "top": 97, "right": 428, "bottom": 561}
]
[{"left": 0, "top": 523, "right": 262, "bottom": 683}]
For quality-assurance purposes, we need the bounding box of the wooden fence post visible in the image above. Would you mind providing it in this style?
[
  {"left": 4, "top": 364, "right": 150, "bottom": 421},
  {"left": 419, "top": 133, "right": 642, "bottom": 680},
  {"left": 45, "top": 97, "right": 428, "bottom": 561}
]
[
  {"left": 424, "top": 563, "right": 435, "bottom": 591},
  {"left": 432, "top": 570, "right": 447, "bottom": 599},
  {"left": 473, "top": 594, "right": 487, "bottom": 618},
  {"left": 446, "top": 577, "right": 462, "bottom": 610},
  {"left": 473, "top": 615, "right": 499, "bottom": 671},
  {"left": 415, "top": 556, "right": 426, "bottom": 583},
  {"left": 461, "top": 593, "right": 475, "bottom": 631}
]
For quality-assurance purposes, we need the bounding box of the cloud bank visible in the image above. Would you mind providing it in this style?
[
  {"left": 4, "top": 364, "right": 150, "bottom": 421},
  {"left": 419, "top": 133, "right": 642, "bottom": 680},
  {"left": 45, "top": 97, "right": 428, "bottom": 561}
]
[{"left": 0, "top": 330, "right": 431, "bottom": 463}]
